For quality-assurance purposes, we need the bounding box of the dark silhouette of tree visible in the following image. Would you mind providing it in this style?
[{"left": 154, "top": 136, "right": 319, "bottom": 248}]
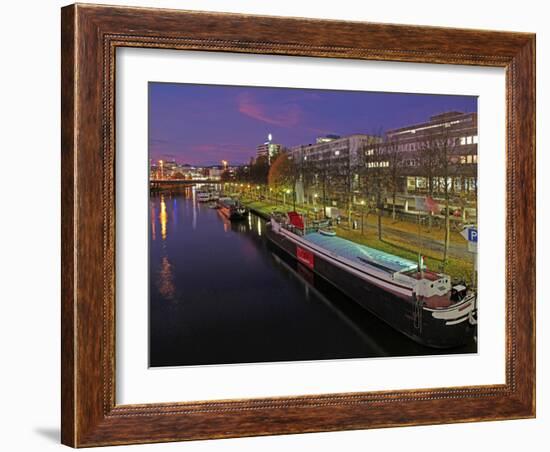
[
  {"left": 249, "top": 155, "right": 269, "bottom": 185},
  {"left": 220, "top": 170, "right": 233, "bottom": 182}
]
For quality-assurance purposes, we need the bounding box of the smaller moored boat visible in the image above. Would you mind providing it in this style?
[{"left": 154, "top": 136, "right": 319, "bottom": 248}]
[
  {"left": 196, "top": 191, "right": 211, "bottom": 202},
  {"left": 218, "top": 197, "right": 248, "bottom": 221}
]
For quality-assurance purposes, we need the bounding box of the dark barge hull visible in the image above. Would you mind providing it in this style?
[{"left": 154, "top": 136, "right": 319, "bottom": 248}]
[{"left": 266, "top": 224, "right": 475, "bottom": 349}]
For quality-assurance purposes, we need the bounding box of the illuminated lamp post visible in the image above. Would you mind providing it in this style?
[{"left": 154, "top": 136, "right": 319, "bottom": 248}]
[
  {"left": 360, "top": 199, "right": 366, "bottom": 234},
  {"left": 283, "top": 188, "right": 291, "bottom": 207}
]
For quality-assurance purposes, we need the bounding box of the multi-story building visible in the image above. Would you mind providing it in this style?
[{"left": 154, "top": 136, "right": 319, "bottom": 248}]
[
  {"left": 291, "top": 134, "right": 379, "bottom": 164},
  {"left": 208, "top": 167, "right": 223, "bottom": 180},
  {"left": 285, "top": 111, "right": 477, "bottom": 211},
  {"left": 256, "top": 133, "right": 282, "bottom": 163},
  {"left": 383, "top": 111, "right": 478, "bottom": 195},
  {"left": 289, "top": 134, "right": 380, "bottom": 205}
]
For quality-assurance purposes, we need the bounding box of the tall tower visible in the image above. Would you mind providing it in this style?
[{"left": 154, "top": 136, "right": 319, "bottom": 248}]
[{"left": 256, "top": 133, "right": 281, "bottom": 164}]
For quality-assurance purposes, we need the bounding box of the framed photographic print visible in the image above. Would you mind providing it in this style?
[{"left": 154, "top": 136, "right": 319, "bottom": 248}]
[{"left": 61, "top": 3, "right": 536, "bottom": 447}]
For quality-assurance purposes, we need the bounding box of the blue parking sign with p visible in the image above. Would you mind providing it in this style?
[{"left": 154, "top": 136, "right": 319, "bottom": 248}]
[{"left": 468, "top": 228, "right": 478, "bottom": 242}]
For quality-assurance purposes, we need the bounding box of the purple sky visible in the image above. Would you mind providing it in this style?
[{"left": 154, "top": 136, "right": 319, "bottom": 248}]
[{"left": 149, "top": 82, "right": 477, "bottom": 166}]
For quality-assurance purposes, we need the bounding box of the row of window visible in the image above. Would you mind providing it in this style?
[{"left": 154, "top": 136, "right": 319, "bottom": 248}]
[
  {"left": 406, "top": 176, "right": 477, "bottom": 192},
  {"left": 366, "top": 161, "right": 390, "bottom": 168},
  {"left": 460, "top": 135, "right": 478, "bottom": 145},
  {"left": 458, "top": 154, "right": 478, "bottom": 164},
  {"left": 363, "top": 135, "right": 478, "bottom": 155},
  {"left": 391, "top": 119, "right": 464, "bottom": 136},
  {"left": 367, "top": 156, "right": 477, "bottom": 167}
]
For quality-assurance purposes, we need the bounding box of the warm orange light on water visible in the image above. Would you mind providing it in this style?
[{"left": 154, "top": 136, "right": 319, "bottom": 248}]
[{"left": 160, "top": 195, "right": 167, "bottom": 240}]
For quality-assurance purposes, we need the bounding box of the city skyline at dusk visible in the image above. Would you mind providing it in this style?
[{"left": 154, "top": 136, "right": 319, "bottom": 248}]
[{"left": 149, "top": 82, "right": 477, "bottom": 166}]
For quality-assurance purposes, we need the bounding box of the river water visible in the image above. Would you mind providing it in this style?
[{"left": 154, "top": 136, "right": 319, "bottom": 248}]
[{"left": 149, "top": 187, "right": 475, "bottom": 367}]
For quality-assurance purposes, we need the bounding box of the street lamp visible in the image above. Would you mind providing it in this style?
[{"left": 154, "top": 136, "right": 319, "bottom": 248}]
[
  {"left": 283, "top": 188, "right": 291, "bottom": 206},
  {"left": 360, "top": 199, "right": 366, "bottom": 233}
]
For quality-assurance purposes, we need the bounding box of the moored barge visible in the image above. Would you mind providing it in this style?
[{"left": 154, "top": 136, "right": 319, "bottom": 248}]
[{"left": 266, "top": 211, "right": 477, "bottom": 348}]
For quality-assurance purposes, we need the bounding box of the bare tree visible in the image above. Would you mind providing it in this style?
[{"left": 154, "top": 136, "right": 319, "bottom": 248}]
[
  {"left": 423, "top": 128, "right": 457, "bottom": 268},
  {"left": 333, "top": 148, "right": 356, "bottom": 226},
  {"left": 360, "top": 138, "right": 387, "bottom": 240},
  {"left": 418, "top": 136, "right": 440, "bottom": 231},
  {"left": 308, "top": 156, "right": 331, "bottom": 218},
  {"left": 418, "top": 139, "right": 438, "bottom": 196},
  {"left": 385, "top": 136, "right": 402, "bottom": 221}
]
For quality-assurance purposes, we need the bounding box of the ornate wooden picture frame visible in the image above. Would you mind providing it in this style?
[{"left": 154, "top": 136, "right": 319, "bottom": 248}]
[{"left": 61, "top": 3, "right": 535, "bottom": 447}]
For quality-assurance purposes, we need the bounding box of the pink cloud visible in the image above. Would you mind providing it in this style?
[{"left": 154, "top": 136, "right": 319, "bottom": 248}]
[{"left": 237, "top": 92, "right": 301, "bottom": 128}]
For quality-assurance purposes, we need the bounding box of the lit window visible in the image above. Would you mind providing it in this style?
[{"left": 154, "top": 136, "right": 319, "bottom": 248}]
[
  {"left": 473, "top": 135, "right": 479, "bottom": 144},
  {"left": 467, "top": 155, "right": 473, "bottom": 164},
  {"left": 473, "top": 155, "right": 478, "bottom": 163},
  {"left": 460, "top": 137, "right": 467, "bottom": 145},
  {"left": 466, "top": 136, "right": 473, "bottom": 145}
]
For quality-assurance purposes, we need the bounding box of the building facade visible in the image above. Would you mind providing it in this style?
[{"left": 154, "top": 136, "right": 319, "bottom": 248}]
[
  {"left": 383, "top": 111, "right": 478, "bottom": 195},
  {"left": 284, "top": 111, "right": 477, "bottom": 211},
  {"left": 289, "top": 134, "right": 380, "bottom": 205},
  {"left": 256, "top": 134, "right": 282, "bottom": 164}
]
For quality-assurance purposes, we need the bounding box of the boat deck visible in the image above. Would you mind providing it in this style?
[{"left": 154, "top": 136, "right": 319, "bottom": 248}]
[{"left": 304, "top": 232, "right": 418, "bottom": 274}]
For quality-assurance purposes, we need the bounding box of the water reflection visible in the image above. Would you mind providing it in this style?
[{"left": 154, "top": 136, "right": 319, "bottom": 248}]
[
  {"left": 159, "top": 195, "right": 167, "bottom": 241},
  {"left": 172, "top": 198, "right": 178, "bottom": 227},
  {"left": 270, "top": 252, "right": 388, "bottom": 356},
  {"left": 158, "top": 256, "right": 176, "bottom": 301},
  {"left": 191, "top": 187, "right": 197, "bottom": 230},
  {"left": 149, "top": 192, "right": 475, "bottom": 367},
  {"left": 257, "top": 217, "right": 262, "bottom": 237},
  {"left": 150, "top": 202, "right": 156, "bottom": 242}
]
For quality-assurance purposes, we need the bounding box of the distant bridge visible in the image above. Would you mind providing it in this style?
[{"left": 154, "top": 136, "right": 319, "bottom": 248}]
[{"left": 150, "top": 179, "right": 221, "bottom": 189}]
